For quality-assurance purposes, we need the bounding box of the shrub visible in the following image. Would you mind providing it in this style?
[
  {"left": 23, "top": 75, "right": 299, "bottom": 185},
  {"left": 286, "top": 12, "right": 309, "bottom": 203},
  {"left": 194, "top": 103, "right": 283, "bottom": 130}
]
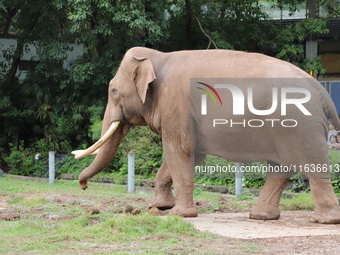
[
  {"left": 115, "top": 126, "right": 163, "bottom": 178},
  {"left": 5, "top": 140, "right": 49, "bottom": 177},
  {"left": 55, "top": 154, "right": 96, "bottom": 177},
  {"left": 329, "top": 150, "right": 340, "bottom": 194},
  {"left": 194, "top": 155, "right": 266, "bottom": 188},
  {"left": 285, "top": 173, "right": 310, "bottom": 193}
]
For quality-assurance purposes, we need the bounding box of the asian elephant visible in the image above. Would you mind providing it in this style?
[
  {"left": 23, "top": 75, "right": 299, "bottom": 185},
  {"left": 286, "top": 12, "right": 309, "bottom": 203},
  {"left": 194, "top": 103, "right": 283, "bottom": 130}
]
[{"left": 73, "top": 47, "right": 340, "bottom": 223}]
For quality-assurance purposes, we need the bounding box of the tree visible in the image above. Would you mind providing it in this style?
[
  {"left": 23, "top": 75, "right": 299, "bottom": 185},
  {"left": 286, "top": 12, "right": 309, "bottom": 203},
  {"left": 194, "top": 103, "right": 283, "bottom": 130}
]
[
  {"left": 0, "top": 0, "right": 171, "bottom": 152},
  {"left": 0, "top": 0, "right": 339, "bottom": 175},
  {"left": 268, "top": 0, "right": 334, "bottom": 74}
]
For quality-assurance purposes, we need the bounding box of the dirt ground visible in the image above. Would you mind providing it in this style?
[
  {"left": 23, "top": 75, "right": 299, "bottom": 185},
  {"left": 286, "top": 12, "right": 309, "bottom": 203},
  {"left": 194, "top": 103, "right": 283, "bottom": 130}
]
[
  {"left": 1, "top": 192, "right": 340, "bottom": 254},
  {"left": 185, "top": 211, "right": 340, "bottom": 254}
]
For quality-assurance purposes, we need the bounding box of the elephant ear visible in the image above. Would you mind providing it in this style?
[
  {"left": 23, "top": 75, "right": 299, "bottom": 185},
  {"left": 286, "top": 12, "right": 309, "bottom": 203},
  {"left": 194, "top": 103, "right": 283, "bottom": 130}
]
[{"left": 133, "top": 56, "right": 156, "bottom": 104}]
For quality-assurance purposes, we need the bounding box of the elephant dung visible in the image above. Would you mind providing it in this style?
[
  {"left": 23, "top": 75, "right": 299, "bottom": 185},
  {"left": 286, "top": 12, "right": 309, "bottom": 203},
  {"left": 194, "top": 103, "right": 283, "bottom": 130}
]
[
  {"left": 149, "top": 207, "right": 161, "bottom": 216},
  {"left": 86, "top": 208, "right": 100, "bottom": 215},
  {"left": 121, "top": 205, "right": 134, "bottom": 213}
]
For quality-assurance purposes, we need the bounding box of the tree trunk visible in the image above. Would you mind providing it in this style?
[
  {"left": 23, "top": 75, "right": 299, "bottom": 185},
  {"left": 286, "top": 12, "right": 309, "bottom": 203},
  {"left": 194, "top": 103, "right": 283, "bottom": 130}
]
[
  {"left": 184, "top": 0, "right": 193, "bottom": 49},
  {"left": 1, "top": 7, "right": 18, "bottom": 36},
  {"left": 4, "top": 38, "right": 24, "bottom": 88}
]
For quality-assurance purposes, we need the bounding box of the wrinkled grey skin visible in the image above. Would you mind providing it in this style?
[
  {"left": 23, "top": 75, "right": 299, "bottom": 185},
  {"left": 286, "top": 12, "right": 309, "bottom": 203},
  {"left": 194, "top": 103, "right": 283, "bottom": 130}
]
[{"left": 78, "top": 47, "right": 340, "bottom": 223}]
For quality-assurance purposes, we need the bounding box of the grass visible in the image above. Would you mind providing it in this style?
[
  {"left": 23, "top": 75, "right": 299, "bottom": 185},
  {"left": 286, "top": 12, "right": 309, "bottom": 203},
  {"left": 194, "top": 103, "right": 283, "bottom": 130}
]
[
  {"left": 0, "top": 176, "right": 321, "bottom": 254},
  {"left": 1, "top": 214, "right": 211, "bottom": 254},
  {"left": 279, "top": 193, "right": 315, "bottom": 211},
  {"left": 196, "top": 187, "right": 317, "bottom": 212},
  {"left": 0, "top": 176, "right": 260, "bottom": 254}
]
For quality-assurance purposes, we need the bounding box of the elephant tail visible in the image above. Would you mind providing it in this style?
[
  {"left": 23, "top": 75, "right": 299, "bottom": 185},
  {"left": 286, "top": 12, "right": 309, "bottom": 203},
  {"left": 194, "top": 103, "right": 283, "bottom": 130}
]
[{"left": 321, "top": 90, "right": 340, "bottom": 130}]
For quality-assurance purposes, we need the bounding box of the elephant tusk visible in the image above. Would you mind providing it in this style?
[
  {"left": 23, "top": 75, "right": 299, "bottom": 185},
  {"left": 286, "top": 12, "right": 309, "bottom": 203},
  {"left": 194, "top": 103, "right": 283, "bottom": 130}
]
[
  {"left": 71, "top": 149, "right": 99, "bottom": 156},
  {"left": 71, "top": 121, "right": 121, "bottom": 159}
]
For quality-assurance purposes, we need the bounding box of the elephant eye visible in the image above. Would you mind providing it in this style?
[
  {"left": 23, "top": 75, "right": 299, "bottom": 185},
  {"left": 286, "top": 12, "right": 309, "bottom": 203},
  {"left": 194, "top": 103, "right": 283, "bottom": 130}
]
[{"left": 111, "top": 88, "right": 119, "bottom": 98}]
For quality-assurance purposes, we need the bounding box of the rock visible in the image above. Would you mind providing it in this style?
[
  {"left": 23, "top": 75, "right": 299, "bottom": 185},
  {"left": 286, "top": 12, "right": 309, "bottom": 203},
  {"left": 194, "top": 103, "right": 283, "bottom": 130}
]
[{"left": 0, "top": 168, "right": 4, "bottom": 177}]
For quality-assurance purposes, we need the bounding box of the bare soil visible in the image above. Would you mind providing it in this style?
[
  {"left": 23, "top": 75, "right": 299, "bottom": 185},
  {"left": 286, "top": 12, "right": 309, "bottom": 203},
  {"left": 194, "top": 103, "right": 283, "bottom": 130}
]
[
  {"left": 1, "top": 191, "right": 340, "bottom": 254},
  {"left": 185, "top": 211, "right": 340, "bottom": 254}
]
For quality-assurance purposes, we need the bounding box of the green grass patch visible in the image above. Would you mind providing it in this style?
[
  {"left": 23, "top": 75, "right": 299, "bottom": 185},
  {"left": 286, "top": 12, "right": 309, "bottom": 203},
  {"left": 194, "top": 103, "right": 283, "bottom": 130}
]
[
  {"left": 193, "top": 189, "right": 221, "bottom": 202},
  {"left": 7, "top": 195, "right": 25, "bottom": 204},
  {"left": 0, "top": 176, "right": 260, "bottom": 254},
  {"left": 279, "top": 193, "right": 315, "bottom": 211}
]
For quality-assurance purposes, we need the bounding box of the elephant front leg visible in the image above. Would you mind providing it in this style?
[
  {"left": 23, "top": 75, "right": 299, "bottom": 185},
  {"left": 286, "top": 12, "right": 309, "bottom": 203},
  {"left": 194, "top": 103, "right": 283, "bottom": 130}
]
[
  {"left": 309, "top": 178, "right": 340, "bottom": 224},
  {"left": 148, "top": 159, "right": 176, "bottom": 210},
  {"left": 163, "top": 146, "right": 198, "bottom": 217},
  {"left": 250, "top": 163, "right": 292, "bottom": 220}
]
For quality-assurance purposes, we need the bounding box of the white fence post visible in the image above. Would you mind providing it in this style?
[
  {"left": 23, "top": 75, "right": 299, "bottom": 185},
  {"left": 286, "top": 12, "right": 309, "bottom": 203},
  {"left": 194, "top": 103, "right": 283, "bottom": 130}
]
[
  {"left": 235, "top": 162, "right": 243, "bottom": 198},
  {"left": 49, "top": 151, "right": 55, "bottom": 184},
  {"left": 128, "top": 152, "right": 135, "bottom": 193}
]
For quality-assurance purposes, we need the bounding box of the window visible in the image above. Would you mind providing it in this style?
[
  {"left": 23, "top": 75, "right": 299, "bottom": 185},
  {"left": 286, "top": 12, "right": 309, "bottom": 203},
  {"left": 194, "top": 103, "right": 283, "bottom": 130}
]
[{"left": 319, "top": 39, "right": 340, "bottom": 79}]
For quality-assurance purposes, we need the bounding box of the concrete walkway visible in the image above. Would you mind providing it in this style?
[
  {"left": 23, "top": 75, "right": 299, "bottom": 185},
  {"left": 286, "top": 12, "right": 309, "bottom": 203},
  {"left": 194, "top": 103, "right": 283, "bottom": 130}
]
[{"left": 184, "top": 211, "right": 340, "bottom": 239}]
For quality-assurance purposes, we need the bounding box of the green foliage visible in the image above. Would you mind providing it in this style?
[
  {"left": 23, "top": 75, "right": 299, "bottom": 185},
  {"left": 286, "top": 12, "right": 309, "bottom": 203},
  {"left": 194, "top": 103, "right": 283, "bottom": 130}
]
[
  {"left": 56, "top": 154, "right": 96, "bottom": 177},
  {"left": 297, "top": 150, "right": 340, "bottom": 195},
  {"left": 53, "top": 126, "right": 163, "bottom": 178},
  {"left": 329, "top": 149, "right": 340, "bottom": 166},
  {"left": 329, "top": 150, "right": 340, "bottom": 194},
  {"left": 4, "top": 140, "right": 49, "bottom": 177},
  {"left": 243, "top": 178, "right": 266, "bottom": 189},
  {"left": 90, "top": 120, "right": 103, "bottom": 141},
  {"left": 194, "top": 155, "right": 235, "bottom": 186},
  {"left": 115, "top": 126, "right": 163, "bottom": 178},
  {"left": 275, "top": 18, "right": 329, "bottom": 73},
  {"left": 331, "top": 178, "right": 340, "bottom": 195},
  {"left": 0, "top": 87, "right": 31, "bottom": 147},
  {"left": 0, "top": 0, "right": 171, "bottom": 153},
  {"left": 195, "top": 150, "right": 340, "bottom": 193},
  {"left": 285, "top": 173, "right": 310, "bottom": 193},
  {"left": 194, "top": 155, "right": 266, "bottom": 188},
  {"left": 1, "top": 0, "right": 339, "bottom": 181},
  {"left": 193, "top": 187, "right": 204, "bottom": 196},
  {"left": 235, "top": 189, "right": 255, "bottom": 201},
  {"left": 275, "top": 18, "right": 329, "bottom": 74}
]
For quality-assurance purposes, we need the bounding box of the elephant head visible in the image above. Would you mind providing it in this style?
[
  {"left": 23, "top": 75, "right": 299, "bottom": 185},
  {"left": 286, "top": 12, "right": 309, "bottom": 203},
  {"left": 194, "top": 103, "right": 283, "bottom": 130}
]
[{"left": 72, "top": 48, "right": 156, "bottom": 190}]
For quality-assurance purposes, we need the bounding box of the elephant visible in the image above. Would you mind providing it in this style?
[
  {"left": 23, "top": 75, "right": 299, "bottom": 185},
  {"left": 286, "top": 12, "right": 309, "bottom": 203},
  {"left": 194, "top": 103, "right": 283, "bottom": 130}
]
[{"left": 72, "top": 47, "right": 340, "bottom": 224}]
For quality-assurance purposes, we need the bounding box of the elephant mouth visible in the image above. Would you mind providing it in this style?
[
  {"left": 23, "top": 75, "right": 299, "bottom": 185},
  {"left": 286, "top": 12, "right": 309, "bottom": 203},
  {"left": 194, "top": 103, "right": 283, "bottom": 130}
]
[{"left": 71, "top": 121, "right": 121, "bottom": 159}]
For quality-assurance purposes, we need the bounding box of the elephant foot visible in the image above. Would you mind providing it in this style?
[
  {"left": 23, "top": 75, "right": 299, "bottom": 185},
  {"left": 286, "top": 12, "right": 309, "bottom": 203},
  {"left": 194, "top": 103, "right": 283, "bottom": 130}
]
[
  {"left": 169, "top": 205, "right": 198, "bottom": 217},
  {"left": 147, "top": 196, "right": 176, "bottom": 210},
  {"left": 249, "top": 204, "right": 280, "bottom": 220},
  {"left": 309, "top": 208, "right": 340, "bottom": 224}
]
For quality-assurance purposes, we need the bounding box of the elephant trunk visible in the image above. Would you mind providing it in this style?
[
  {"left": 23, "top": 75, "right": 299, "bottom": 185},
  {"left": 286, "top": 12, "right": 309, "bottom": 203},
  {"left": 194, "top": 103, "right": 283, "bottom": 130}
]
[{"left": 77, "top": 121, "right": 129, "bottom": 190}]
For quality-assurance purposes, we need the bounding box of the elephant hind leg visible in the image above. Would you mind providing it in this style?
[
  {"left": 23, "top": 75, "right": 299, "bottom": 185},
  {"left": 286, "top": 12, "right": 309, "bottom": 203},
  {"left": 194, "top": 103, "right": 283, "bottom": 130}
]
[
  {"left": 148, "top": 159, "right": 176, "bottom": 210},
  {"left": 299, "top": 154, "right": 340, "bottom": 224},
  {"left": 309, "top": 178, "right": 340, "bottom": 224},
  {"left": 250, "top": 162, "right": 293, "bottom": 220}
]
